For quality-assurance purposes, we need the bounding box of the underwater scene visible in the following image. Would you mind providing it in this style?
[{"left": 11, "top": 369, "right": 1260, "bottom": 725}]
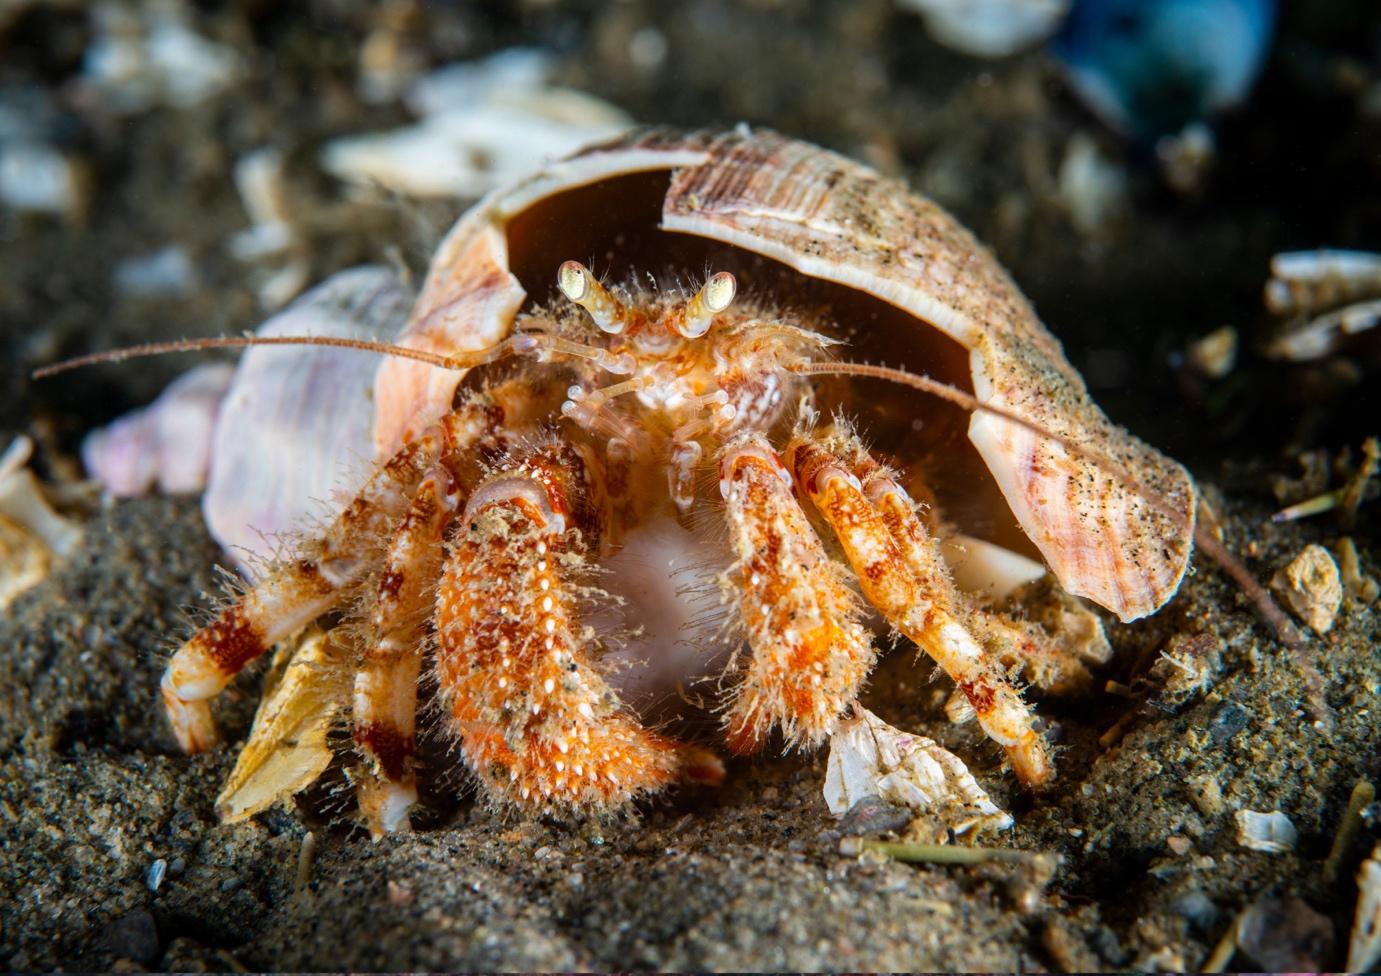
[{"left": 1, "top": 0, "right": 1379, "bottom": 970}]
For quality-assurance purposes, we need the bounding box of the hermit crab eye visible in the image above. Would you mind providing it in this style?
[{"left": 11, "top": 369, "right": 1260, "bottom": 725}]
[
  {"left": 673, "top": 270, "right": 737, "bottom": 339},
  {"left": 557, "top": 260, "right": 628, "bottom": 334}
]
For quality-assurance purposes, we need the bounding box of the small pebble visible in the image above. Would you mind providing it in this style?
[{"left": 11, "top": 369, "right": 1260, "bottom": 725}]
[
  {"left": 146, "top": 858, "right": 167, "bottom": 892},
  {"left": 838, "top": 795, "right": 913, "bottom": 838},
  {"left": 1171, "top": 890, "right": 1219, "bottom": 934},
  {"left": 1238, "top": 895, "right": 1334, "bottom": 971},
  {"left": 1209, "top": 702, "right": 1251, "bottom": 745},
  {"left": 103, "top": 909, "right": 160, "bottom": 964},
  {"left": 1271, "top": 543, "right": 1343, "bottom": 634},
  {"left": 1187, "top": 774, "right": 1226, "bottom": 816},
  {"left": 387, "top": 880, "right": 413, "bottom": 905}
]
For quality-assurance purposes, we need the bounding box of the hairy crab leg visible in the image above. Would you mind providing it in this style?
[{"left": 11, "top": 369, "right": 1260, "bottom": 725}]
[
  {"left": 785, "top": 426, "right": 1052, "bottom": 787},
  {"left": 717, "top": 432, "right": 878, "bottom": 754},
  {"left": 351, "top": 464, "right": 460, "bottom": 835},
  {"left": 435, "top": 441, "right": 723, "bottom": 810},
  {"left": 160, "top": 397, "right": 504, "bottom": 753}
]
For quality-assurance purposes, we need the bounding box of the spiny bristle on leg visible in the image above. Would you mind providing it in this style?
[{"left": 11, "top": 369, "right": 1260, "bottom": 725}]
[
  {"left": 434, "top": 447, "right": 722, "bottom": 812},
  {"left": 717, "top": 432, "right": 877, "bottom": 755},
  {"left": 785, "top": 425, "right": 1052, "bottom": 787}
]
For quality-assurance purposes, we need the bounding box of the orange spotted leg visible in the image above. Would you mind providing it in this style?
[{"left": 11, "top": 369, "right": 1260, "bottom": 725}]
[
  {"left": 716, "top": 432, "right": 879, "bottom": 754},
  {"left": 785, "top": 426, "right": 1052, "bottom": 786},
  {"left": 435, "top": 441, "right": 722, "bottom": 810}
]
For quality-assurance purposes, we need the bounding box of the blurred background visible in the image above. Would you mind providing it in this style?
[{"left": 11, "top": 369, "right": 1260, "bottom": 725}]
[{"left": 2, "top": 0, "right": 1379, "bottom": 475}]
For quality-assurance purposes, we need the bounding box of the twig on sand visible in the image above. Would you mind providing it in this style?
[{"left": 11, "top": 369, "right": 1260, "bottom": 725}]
[
  {"left": 839, "top": 836, "right": 1058, "bottom": 869},
  {"left": 1324, "top": 779, "right": 1377, "bottom": 884}
]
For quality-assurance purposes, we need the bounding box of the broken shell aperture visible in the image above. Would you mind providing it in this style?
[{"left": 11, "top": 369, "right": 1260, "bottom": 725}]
[{"left": 378, "top": 127, "right": 1195, "bottom": 624}]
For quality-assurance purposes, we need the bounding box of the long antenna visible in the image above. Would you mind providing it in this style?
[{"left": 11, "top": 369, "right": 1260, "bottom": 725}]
[
  {"left": 32, "top": 334, "right": 496, "bottom": 380},
  {"left": 791, "top": 360, "right": 1311, "bottom": 658}
]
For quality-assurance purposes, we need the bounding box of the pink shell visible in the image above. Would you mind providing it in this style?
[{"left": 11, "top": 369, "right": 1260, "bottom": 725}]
[
  {"left": 204, "top": 267, "right": 413, "bottom": 576},
  {"left": 82, "top": 363, "right": 234, "bottom": 498},
  {"left": 375, "top": 127, "right": 1195, "bottom": 622}
]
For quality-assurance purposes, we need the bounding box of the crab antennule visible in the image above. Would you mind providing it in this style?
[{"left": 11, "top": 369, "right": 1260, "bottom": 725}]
[{"left": 557, "top": 260, "right": 631, "bottom": 334}]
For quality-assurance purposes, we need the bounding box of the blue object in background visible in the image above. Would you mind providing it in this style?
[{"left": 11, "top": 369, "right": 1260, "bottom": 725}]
[{"left": 1050, "top": 0, "right": 1278, "bottom": 141}]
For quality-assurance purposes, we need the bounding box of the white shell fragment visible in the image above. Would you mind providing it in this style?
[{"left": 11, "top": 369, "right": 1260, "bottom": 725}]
[
  {"left": 0, "top": 436, "right": 83, "bottom": 608},
  {"left": 203, "top": 266, "right": 413, "bottom": 577},
  {"left": 824, "top": 707, "right": 1012, "bottom": 837},
  {"left": 0, "top": 141, "right": 86, "bottom": 219},
  {"left": 1266, "top": 250, "right": 1381, "bottom": 317},
  {"left": 1349, "top": 842, "right": 1381, "bottom": 973},
  {"left": 81, "top": 0, "right": 243, "bottom": 114},
  {"left": 940, "top": 534, "right": 1047, "bottom": 602},
  {"left": 112, "top": 245, "right": 197, "bottom": 298},
  {"left": 1056, "top": 132, "right": 1128, "bottom": 237},
  {"left": 1186, "top": 325, "right": 1238, "bottom": 379},
  {"left": 229, "top": 147, "right": 308, "bottom": 310},
  {"left": 1234, "top": 809, "right": 1298, "bottom": 853},
  {"left": 896, "top": 0, "right": 1070, "bottom": 57},
  {"left": 320, "top": 49, "right": 633, "bottom": 200},
  {"left": 1264, "top": 249, "right": 1381, "bottom": 361},
  {"left": 1270, "top": 543, "right": 1343, "bottom": 634},
  {"left": 82, "top": 362, "right": 233, "bottom": 497}
]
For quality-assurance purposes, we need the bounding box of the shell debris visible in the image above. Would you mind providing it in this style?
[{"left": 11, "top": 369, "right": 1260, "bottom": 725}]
[
  {"left": 1264, "top": 249, "right": 1381, "bottom": 361},
  {"left": 0, "top": 436, "right": 82, "bottom": 609},
  {"left": 1350, "top": 842, "right": 1381, "bottom": 973},
  {"left": 229, "top": 147, "right": 309, "bottom": 310},
  {"left": 1234, "top": 808, "right": 1298, "bottom": 853},
  {"left": 79, "top": 0, "right": 242, "bottom": 115},
  {"left": 1269, "top": 543, "right": 1343, "bottom": 634},
  {"left": 1185, "top": 325, "right": 1239, "bottom": 380},
  {"left": 824, "top": 706, "right": 1012, "bottom": 841},
  {"left": 1056, "top": 132, "right": 1128, "bottom": 237},
  {"left": 78, "top": 0, "right": 241, "bottom": 114},
  {"left": 320, "top": 48, "right": 633, "bottom": 200},
  {"left": 1338, "top": 536, "right": 1380, "bottom": 603},
  {"left": 0, "top": 86, "right": 89, "bottom": 221}
]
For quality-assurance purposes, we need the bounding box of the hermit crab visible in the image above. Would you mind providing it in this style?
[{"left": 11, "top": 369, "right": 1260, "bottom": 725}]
[{"left": 51, "top": 127, "right": 1198, "bottom": 834}]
